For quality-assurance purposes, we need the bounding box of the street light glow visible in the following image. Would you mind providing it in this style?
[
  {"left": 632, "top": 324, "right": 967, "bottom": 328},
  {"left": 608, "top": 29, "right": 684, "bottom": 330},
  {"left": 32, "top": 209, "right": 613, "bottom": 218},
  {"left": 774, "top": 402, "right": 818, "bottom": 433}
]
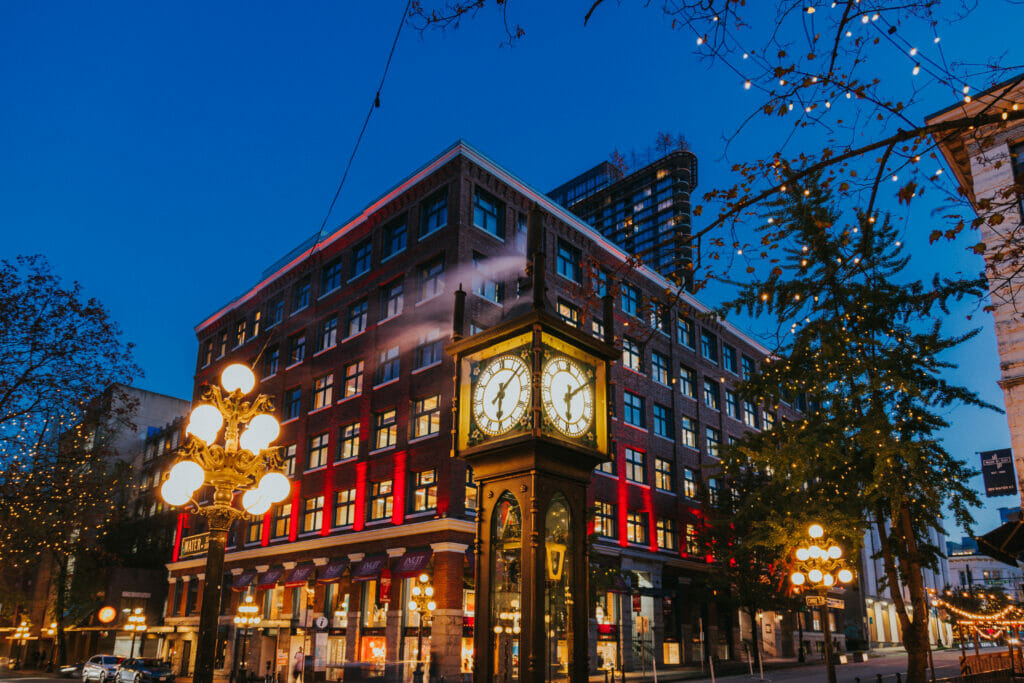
[
  {"left": 221, "top": 364, "right": 256, "bottom": 394},
  {"left": 808, "top": 523, "right": 824, "bottom": 539},
  {"left": 187, "top": 404, "right": 224, "bottom": 443}
]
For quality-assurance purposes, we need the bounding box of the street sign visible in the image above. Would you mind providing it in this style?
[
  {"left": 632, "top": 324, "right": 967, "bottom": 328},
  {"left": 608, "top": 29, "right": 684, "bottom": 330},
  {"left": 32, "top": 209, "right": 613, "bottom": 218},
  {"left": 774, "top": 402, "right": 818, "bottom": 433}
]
[
  {"left": 826, "top": 598, "right": 845, "bottom": 609},
  {"left": 805, "top": 595, "right": 825, "bottom": 607},
  {"left": 314, "top": 616, "right": 328, "bottom": 630},
  {"left": 179, "top": 533, "right": 209, "bottom": 557}
]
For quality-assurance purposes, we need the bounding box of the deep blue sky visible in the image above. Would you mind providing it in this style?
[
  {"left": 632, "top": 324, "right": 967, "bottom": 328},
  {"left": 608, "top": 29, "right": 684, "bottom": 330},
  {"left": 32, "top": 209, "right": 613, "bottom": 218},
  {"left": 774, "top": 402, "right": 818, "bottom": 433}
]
[{"left": 2, "top": 1, "right": 1020, "bottom": 538}]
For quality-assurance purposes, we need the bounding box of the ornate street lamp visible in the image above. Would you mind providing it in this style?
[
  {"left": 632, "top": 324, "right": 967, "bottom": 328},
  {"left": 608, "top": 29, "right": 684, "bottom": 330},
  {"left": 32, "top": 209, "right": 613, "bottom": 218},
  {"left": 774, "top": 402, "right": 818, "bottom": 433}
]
[
  {"left": 124, "top": 608, "right": 147, "bottom": 658},
  {"left": 789, "top": 523, "right": 855, "bottom": 683},
  {"left": 234, "top": 594, "right": 261, "bottom": 682},
  {"left": 161, "top": 364, "right": 288, "bottom": 683},
  {"left": 406, "top": 573, "right": 436, "bottom": 682},
  {"left": 10, "top": 620, "right": 30, "bottom": 669}
]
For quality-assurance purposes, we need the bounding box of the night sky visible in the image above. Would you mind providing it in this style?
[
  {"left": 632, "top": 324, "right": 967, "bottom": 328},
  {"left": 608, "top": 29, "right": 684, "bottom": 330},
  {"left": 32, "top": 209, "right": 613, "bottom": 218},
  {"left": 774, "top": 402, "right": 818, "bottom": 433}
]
[{"left": 2, "top": 1, "right": 1020, "bottom": 539}]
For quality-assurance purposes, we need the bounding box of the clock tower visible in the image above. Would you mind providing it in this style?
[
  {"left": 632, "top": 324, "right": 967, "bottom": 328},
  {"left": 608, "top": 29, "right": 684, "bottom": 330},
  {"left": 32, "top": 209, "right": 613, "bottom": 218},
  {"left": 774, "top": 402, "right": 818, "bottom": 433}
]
[{"left": 446, "top": 207, "right": 616, "bottom": 683}]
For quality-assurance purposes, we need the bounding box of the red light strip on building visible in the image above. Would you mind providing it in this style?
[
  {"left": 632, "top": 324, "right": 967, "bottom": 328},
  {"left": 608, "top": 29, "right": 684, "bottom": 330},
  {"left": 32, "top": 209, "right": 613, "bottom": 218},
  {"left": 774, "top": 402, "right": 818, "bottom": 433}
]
[
  {"left": 288, "top": 480, "right": 300, "bottom": 542},
  {"left": 354, "top": 462, "right": 367, "bottom": 532},
  {"left": 616, "top": 447, "right": 628, "bottom": 548},
  {"left": 172, "top": 513, "right": 186, "bottom": 562},
  {"left": 392, "top": 451, "right": 407, "bottom": 526}
]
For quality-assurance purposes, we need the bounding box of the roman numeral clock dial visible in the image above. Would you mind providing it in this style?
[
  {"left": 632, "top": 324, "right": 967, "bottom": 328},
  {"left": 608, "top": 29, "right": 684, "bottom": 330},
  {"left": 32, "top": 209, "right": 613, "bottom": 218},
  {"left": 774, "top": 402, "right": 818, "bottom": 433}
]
[
  {"left": 541, "top": 356, "right": 595, "bottom": 438},
  {"left": 471, "top": 354, "right": 531, "bottom": 436}
]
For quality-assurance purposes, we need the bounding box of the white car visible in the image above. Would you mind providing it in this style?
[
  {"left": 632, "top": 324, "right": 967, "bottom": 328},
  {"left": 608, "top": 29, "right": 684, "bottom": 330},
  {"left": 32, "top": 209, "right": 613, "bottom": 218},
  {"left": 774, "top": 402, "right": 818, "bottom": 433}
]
[{"left": 82, "top": 655, "right": 123, "bottom": 683}]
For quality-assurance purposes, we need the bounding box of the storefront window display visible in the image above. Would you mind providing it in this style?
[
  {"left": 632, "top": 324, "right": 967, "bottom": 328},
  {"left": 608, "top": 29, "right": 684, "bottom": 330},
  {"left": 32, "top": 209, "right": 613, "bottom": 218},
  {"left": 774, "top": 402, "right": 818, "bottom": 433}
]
[
  {"left": 544, "top": 495, "right": 571, "bottom": 680},
  {"left": 461, "top": 589, "right": 475, "bottom": 675},
  {"left": 491, "top": 493, "right": 521, "bottom": 682},
  {"left": 361, "top": 580, "right": 388, "bottom": 628},
  {"left": 595, "top": 592, "right": 619, "bottom": 670}
]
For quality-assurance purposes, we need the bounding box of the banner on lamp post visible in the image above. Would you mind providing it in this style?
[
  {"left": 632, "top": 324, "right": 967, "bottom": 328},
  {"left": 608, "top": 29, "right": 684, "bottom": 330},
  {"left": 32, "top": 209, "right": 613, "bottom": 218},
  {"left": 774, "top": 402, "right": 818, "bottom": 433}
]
[{"left": 980, "top": 449, "right": 1017, "bottom": 497}]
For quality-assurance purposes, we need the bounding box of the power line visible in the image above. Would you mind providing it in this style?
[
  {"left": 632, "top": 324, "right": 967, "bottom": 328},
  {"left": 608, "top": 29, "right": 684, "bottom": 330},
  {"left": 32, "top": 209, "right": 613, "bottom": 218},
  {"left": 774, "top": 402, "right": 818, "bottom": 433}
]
[{"left": 318, "top": 0, "right": 412, "bottom": 235}]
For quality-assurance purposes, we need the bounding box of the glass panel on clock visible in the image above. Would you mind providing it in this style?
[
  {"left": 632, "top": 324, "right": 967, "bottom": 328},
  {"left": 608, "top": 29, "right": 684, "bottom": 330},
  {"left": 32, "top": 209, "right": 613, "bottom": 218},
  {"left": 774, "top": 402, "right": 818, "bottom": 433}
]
[{"left": 491, "top": 492, "right": 522, "bottom": 682}]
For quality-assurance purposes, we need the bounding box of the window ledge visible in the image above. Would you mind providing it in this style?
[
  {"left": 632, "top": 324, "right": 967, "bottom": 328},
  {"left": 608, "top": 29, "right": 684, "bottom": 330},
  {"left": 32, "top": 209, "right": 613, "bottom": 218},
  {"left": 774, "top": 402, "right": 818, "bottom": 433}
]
[
  {"left": 313, "top": 346, "right": 336, "bottom": 358},
  {"left": 373, "top": 378, "right": 399, "bottom": 390},
  {"left": 475, "top": 294, "right": 504, "bottom": 308},
  {"left": 408, "top": 432, "right": 440, "bottom": 445},
  {"left": 472, "top": 224, "right": 506, "bottom": 243},
  {"left": 378, "top": 313, "right": 402, "bottom": 326},
  {"left": 420, "top": 225, "right": 446, "bottom": 239},
  {"left": 337, "top": 393, "right": 362, "bottom": 404},
  {"left": 285, "top": 361, "right": 304, "bottom": 371},
  {"left": 281, "top": 417, "right": 299, "bottom": 426},
  {"left": 412, "top": 361, "right": 442, "bottom": 375},
  {"left": 416, "top": 292, "right": 445, "bottom": 308},
  {"left": 654, "top": 433, "right": 675, "bottom": 444},
  {"left": 623, "top": 423, "right": 649, "bottom": 433},
  {"left": 554, "top": 272, "right": 582, "bottom": 287},
  {"left": 593, "top": 470, "right": 618, "bottom": 480},
  {"left": 305, "top": 465, "right": 327, "bottom": 474},
  {"left": 318, "top": 286, "right": 341, "bottom": 301},
  {"left": 405, "top": 510, "right": 436, "bottom": 520},
  {"left": 622, "top": 366, "right": 646, "bottom": 378},
  {"left": 342, "top": 330, "right": 366, "bottom": 344},
  {"left": 291, "top": 305, "right": 309, "bottom": 316},
  {"left": 380, "top": 248, "right": 406, "bottom": 264},
  {"left": 347, "top": 271, "right": 370, "bottom": 284},
  {"left": 308, "top": 405, "right": 332, "bottom": 416},
  {"left": 261, "top": 373, "right": 277, "bottom": 382},
  {"left": 368, "top": 446, "right": 396, "bottom": 456},
  {"left": 335, "top": 455, "right": 357, "bottom": 465}
]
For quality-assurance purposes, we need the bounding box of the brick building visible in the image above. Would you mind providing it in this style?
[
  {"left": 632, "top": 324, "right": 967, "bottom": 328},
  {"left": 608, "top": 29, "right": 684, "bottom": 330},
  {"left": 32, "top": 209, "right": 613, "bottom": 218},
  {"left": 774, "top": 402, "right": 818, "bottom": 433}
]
[{"left": 162, "top": 141, "right": 798, "bottom": 681}]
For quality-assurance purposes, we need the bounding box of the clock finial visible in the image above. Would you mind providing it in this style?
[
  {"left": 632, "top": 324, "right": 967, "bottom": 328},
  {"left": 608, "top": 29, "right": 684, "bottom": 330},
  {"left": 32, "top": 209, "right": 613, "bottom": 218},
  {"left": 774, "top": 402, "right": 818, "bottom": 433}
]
[
  {"left": 452, "top": 284, "right": 466, "bottom": 341},
  {"left": 528, "top": 204, "right": 548, "bottom": 312}
]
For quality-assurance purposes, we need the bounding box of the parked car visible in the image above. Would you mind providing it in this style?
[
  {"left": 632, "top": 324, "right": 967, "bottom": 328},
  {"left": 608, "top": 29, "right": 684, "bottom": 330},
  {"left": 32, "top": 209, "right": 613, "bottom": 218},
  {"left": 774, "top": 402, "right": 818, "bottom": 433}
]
[
  {"left": 59, "top": 661, "right": 84, "bottom": 678},
  {"left": 82, "top": 655, "right": 123, "bottom": 682},
  {"left": 115, "top": 659, "right": 172, "bottom": 683}
]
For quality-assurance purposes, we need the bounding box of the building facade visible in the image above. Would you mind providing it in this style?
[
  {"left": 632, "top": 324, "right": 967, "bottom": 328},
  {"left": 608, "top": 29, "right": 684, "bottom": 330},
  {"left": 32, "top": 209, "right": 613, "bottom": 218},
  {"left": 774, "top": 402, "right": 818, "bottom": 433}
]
[
  {"left": 162, "top": 141, "right": 798, "bottom": 682},
  {"left": 947, "top": 548, "right": 1024, "bottom": 603}
]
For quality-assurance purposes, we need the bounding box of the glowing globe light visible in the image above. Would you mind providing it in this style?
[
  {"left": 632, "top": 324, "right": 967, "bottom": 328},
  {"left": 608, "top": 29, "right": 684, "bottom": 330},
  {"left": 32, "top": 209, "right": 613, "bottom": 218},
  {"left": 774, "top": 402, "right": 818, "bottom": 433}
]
[
  {"left": 828, "top": 545, "right": 842, "bottom": 559},
  {"left": 808, "top": 569, "right": 823, "bottom": 583},
  {"left": 242, "top": 488, "right": 268, "bottom": 515},
  {"left": 808, "top": 523, "right": 824, "bottom": 539},
  {"left": 247, "top": 413, "right": 280, "bottom": 443},
  {"left": 170, "top": 460, "right": 205, "bottom": 491},
  {"left": 838, "top": 569, "right": 854, "bottom": 583},
  {"left": 823, "top": 573, "right": 835, "bottom": 587},
  {"left": 161, "top": 478, "right": 191, "bottom": 506},
  {"left": 412, "top": 586, "right": 422, "bottom": 597},
  {"left": 187, "top": 404, "right": 223, "bottom": 443},
  {"left": 427, "top": 601, "right": 436, "bottom": 611},
  {"left": 425, "top": 587, "right": 434, "bottom": 597},
  {"left": 258, "top": 472, "right": 291, "bottom": 503},
  {"left": 239, "top": 428, "right": 267, "bottom": 454},
  {"left": 221, "top": 364, "right": 256, "bottom": 394},
  {"left": 796, "top": 548, "right": 810, "bottom": 561},
  {"left": 409, "top": 601, "right": 418, "bottom": 611},
  {"left": 809, "top": 545, "right": 822, "bottom": 559},
  {"left": 791, "top": 572, "right": 806, "bottom": 586}
]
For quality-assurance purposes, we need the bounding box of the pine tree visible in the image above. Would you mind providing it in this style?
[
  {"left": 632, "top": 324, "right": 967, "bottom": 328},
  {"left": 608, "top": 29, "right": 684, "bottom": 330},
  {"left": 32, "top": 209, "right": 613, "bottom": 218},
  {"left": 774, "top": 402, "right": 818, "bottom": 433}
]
[{"left": 720, "top": 176, "right": 992, "bottom": 682}]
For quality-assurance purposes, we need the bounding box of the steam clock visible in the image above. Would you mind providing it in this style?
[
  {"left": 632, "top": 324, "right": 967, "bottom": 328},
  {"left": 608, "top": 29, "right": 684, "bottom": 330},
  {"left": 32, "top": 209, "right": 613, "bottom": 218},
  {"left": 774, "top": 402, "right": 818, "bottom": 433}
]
[{"left": 447, "top": 209, "right": 616, "bottom": 682}]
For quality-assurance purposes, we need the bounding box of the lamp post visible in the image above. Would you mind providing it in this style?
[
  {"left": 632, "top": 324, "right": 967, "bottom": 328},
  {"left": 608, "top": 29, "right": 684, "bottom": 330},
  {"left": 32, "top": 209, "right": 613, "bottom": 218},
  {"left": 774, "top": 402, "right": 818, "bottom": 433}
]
[
  {"left": 406, "top": 573, "right": 436, "bottom": 683},
  {"left": 160, "top": 364, "right": 288, "bottom": 683},
  {"left": 234, "top": 594, "right": 261, "bottom": 683},
  {"left": 789, "top": 523, "right": 855, "bottom": 683},
  {"left": 11, "top": 620, "right": 30, "bottom": 669},
  {"left": 124, "top": 608, "right": 147, "bottom": 658}
]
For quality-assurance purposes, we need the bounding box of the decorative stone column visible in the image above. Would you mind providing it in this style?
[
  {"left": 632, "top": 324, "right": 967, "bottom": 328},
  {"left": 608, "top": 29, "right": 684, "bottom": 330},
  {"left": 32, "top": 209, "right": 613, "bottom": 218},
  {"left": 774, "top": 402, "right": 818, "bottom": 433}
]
[
  {"left": 430, "top": 542, "right": 468, "bottom": 682},
  {"left": 346, "top": 553, "right": 364, "bottom": 667},
  {"left": 384, "top": 548, "right": 405, "bottom": 683}
]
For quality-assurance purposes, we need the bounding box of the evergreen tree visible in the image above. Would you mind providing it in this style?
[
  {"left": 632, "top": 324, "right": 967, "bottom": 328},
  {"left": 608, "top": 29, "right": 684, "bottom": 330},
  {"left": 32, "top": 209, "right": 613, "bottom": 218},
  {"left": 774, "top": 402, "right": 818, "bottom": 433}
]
[{"left": 720, "top": 176, "right": 992, "bottom": 682}]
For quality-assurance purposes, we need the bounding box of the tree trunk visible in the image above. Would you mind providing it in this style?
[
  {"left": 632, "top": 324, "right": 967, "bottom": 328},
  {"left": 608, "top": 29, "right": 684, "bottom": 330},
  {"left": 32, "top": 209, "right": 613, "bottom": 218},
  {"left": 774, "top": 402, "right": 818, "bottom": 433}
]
[
  {"left": 746, "top": 607, "right": 761, "bottom": 668},
  {"left": 55, "top": 553, "right": 68, "bottom": 667}
]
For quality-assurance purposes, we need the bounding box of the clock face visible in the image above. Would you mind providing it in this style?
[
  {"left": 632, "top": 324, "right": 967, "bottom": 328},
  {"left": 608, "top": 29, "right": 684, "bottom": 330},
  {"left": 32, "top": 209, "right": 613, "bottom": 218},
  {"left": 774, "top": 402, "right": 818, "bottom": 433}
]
[
  {"left": 472, "top": 354, "right": 532, "bottom": 437},
  {"left": 541, "top": 356, "right": 594, "bottom": 438}
]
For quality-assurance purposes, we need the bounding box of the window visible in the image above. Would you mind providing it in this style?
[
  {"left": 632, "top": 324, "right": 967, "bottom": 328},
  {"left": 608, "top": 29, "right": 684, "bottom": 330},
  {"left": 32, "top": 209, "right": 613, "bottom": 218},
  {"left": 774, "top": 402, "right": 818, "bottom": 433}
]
[
  {"left": 655, "top": 458, "right": 674, "bottom": 492},
  {"left": 318, "top": 315, "right": 338, "bottom": 351},
  {"left": 293, "top": 278, "right": 311, "bottom": 312},
  {"left": 201, "top": 340, "right": 214, "bottom": 367},
  {"left": 679, "top": 366, "right": 696, "bottom": 399},
  {"left": 321, "top": 257, "right": 343, "bottom": 294},
  {"left": 473, "top": 253, "right": 503, "bottom": 304},
  {"left": 657, "top": 518, "right": 677, "bottom": 551},
  {"left": 334, "top": 488, "right": 356, "bottom": 527},
  {"left": 233, "top": 319, "right": 247, "bottom": 348},
  {"left": 515, "top": 212, "right": 528, "bottom": 252},
  {"left": 415, "top": 328, "right": 443, "bottom": 369},
  {"left": 590, "top": 319, "right": 605, "bottom": 340},
  {"left": 381, "top": 219, "right": 407, "bottom": 260},
  {"left": 594, "top": 501, "right": 616, "bottom": 538},
  {"left": 621, "top": 283, "right": 640, "bottom": 316},
  {"left": 312, "top": 374, "right": 334, "bottom": 410},
  {"left": 681, "top": 416, "right": 697, "bottom": 448},
  {"left": 351, "top": 239, "right": 372, "bottom": 278},
  {"left": 556, "top": 240, "right": 582, "bottom": 282},
  {"left": 622, "top": 338, "right": 643, "bottom": 372},
  {"left": 763, "top": 410, "right": 776, "bottom": 430},
  {"left": 465, "top": 467, "right": 478, "bottom": 512},
  {"left": 347, "top": 299, "right": 368, "bottom": 337},
  {"left": 413, "top": 395, "right": 441, "bottom": 438},
  {"left": 381, "top": 279, "right": 404, "bottom": 320},
  {"left": 374, "top": 409, "right": 397, "bottom": 450},
  {"left": 624, "top": 392, "right": 646, "bottom": 428},
  {"left": 626, "top": 512, "right": 649, "bottom": 544},
  {"left": 725, "top": 390, "right": 740, "bottom": 420},
  {"left": 597, "top": 458, "right": 616, "bottom": 476},
  {"left": 722, "top": 344, "right": 738, "bottom": 373},
  {"left": 369, "top": 480, "right": 393, "bottom": 520},
  {"left": 557, "top": 300, "right": 580, "bottom": 327},
  {"left": 595, "top": 269, "right": 609, "bottom": 297},
  {"left": 268, "top": 298, "right": 284, "bottom": 328},
  {"left": 741, "top": 355, "right": 756, "bottom": 379},
  {"left": 302, "top": 496, "right": 324, "bottom": 533},
  {"left": 272, "top": 503, "right": 291, "bottom": 538},
  {"left": 264, "top": 346, "right": 279, "bottom": 377},
  {"left": 246, "top": 518, "right": 262, "bottom": 544},
  {"left": 376, "top": 346, "right": 400, "bottom": 385},
  {"left": 685, "top": 524, "right": 700, "bottom": 554},
  {"left": 708, "top": 478, "right": 721, "bottom": 505},
  {"left": 649, "top": 304, "right": 668, "bottom": 334},
  {"left": 703, "top": 380, "right": 720, "bottom": 411},
  {"left": 337, "top": 423, "right": 359, "bottom": 460},
  {"left": 421, "top": 190, "right": 447, "bottom": 236},
  {"left": 218, "top": 331, "right": 228, "bottom": 358},
  {"left": 743, "top": 401, "right": 759, "bottom": 429},
  {"left": 308, "top": 433, "right": 329, "bottom": 469},
  {"left": 651, "top": 351, "right": 669, "bottom": 385},
  {"left": 288, "top": 333, "right": 306, "bottom": 366},
  {"left": 653, "top": 404, "right": 672, "bottom": 440},
  {"left": 677, "top": 318, "right": 695, "bottom": 348},
  {"left": 705, "top": 427, "right": 722, "bottom": 458},
  {"left": 625, "top": 447, "right": 646, "bottom": 484},
  {"left": 683, "top": 468, "right": 698, "bottom": 498},
  {"left": 251, "top": 310, "right": 261, "bottom": 338},
  {"left": 343, "top": 360, "right": 364, "bottom": 398},
  {"left": 412, "top": 470, "right": 437, "bottom": 512},
  {"left": 420, "top": 256, "right": 445, "bottom": 301},
  {"left": 701, "top": 330, "right": 718, "bottom": 363},
  {"left": 282, "top": 444, "right": 296, "bottom": 476},
  {"left": 285, "top": 387, "right": 302, "bottom": 421},
  {"left": 473, "top": 188, "right": 504, "bottom": 239}
]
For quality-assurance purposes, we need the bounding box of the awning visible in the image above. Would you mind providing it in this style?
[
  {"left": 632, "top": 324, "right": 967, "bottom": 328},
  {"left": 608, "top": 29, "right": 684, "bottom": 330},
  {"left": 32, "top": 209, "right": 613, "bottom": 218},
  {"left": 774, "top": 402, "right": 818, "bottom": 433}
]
[
  {"left": 284, "top": 564, "right": 315, "bottom": 587},
  {"left": 257, "top": 567, "right": 285, "bottom": 590},
  {"left": 317, "top": 559, "right": 350, "bottom": 583},
  {"left": 393, "top": 549, "right": 432, "bottom": 577},
  {"left": 352, "top": 554, "right": 388, "bottom": 581},
  {"left": 977, "top": 520, "right": 1024, "bottom": 567},
  {"left": 231, "top": 569, "right": 257, "bottom": 591}
]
